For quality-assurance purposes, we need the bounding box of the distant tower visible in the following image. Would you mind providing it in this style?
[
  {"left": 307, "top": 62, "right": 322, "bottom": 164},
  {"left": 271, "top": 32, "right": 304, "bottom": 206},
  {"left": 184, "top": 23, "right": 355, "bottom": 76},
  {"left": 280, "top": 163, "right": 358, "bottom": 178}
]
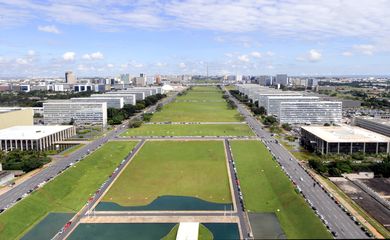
[{"left": 65, "top": 71, "right": 77, "bottom": 84}]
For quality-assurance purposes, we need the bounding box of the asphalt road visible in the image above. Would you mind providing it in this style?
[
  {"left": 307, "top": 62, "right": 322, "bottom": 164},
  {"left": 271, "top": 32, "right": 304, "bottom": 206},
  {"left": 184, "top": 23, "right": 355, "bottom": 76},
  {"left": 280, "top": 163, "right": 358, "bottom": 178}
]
[
  {"left": 0, "top": 93, "right": 178, "bottom": 212},
  {"left": 226, "top": 89, "right": 368, "bottom": 239}
]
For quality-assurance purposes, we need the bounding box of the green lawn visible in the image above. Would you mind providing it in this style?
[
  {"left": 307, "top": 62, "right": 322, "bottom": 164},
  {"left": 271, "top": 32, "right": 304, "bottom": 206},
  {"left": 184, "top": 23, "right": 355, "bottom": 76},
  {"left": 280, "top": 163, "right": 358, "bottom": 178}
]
[
  {"left": 152, "top": 86, "right": 241, "bottom": 122},
  {"left": 121, "top": 124, "right": 254, "bottom": 137},
  {"left": 103, "top": 141, "right": 231, "bottom": 206},
  {"left": 230, "top": 140, "right": 332, "bottom": 239},
  {"left": 0, "top": 141, "right": 137, "bottom": 240}
]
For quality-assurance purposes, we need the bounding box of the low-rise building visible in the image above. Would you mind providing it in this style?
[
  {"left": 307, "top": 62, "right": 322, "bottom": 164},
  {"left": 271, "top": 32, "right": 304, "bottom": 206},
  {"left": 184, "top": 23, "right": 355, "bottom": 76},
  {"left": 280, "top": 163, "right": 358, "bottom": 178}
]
[
  {"left": 301, "top": 125, "right": 390, "bottom": 154},
  {"left": 0, "top": 125, "right": 76, "bottom": 152},
  {"left": 43, "top": 101, "right": 107, "bottom": 126},
  {"left": 279, "top": 101, "right": 342, "bottom": 124}
]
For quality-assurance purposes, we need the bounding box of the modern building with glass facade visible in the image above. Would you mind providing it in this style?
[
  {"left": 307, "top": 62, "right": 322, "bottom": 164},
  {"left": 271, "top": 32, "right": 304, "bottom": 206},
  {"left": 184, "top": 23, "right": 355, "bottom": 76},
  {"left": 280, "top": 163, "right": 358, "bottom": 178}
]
[
  {"left": 114, "top": 90, "right": 145, "bottom": 100},
  {"left": 71, "top": 97, "right": 124, "bottom": 109},
  {"left": 0, "top": 125, "right": 76, "bottom": 152},
  {"left": 265, "top": 96, "right": 320, "bottom": 116},
  {"left": 279, "top": 101, "right": 342, "bottom": 124},
  {"left": 43, "top": 101, "right": 107, "bottom": 126},
  {"left": 301, "top": 125, "right": 390, "bottom": 154}
]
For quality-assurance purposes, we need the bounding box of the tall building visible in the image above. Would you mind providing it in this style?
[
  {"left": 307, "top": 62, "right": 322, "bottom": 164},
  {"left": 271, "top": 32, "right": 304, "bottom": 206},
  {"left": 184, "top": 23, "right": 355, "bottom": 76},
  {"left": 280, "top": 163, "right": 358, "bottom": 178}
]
[
  {"left": 274, "top": 74, "right": 288, "bottom": 86},
  {"left": 279, "top": 101, "right": 342, "bottom": 124},
  {"left": 71, "top": 97, "right": 124, "bottom": 109},
  {"left": 134, "top": 74, "right": 146, "bottom": 87},
  {"left": 120, "top": 74, "right": 131, "bottom": 84},
  {"left": 65, "top": 71, "right": 77, "bottom": 84},
  {"left": 43, "top": 101, "right": 107, "bottom": 126}
]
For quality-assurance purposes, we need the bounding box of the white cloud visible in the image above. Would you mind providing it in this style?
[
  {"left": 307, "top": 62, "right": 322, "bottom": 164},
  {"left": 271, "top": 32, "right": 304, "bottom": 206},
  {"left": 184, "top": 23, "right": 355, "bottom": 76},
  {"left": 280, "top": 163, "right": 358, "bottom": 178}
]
[
  {"left": 250, "top": 51, "right": 262, "bottom": 58},
  {"left": 106, "top": 63, "right": 114, "bottom": 68},
  {"left": 265, "top": 51, "right": 275, "bottom": 57},
  {"left": 62, "top": 52, "right": 75, "bottom": 61},
  {"left": 307, "top": 49, "right": 322, "bottom": 62},
  {"left": 27, "top": 50, "right": 35, "bottom": 56},
  {"left": 16, "top": 58, "right": 28, "bottom": 65},
  {"left": 238, "top": 55, "right": 250, "bottom": 62},
  {"left": 156, "top": 62, "right": 166, "bottom": 67},
  {"left": 179, "top": 62, "right": 186, "bottom": 68},
  {"left": 82, "top": 51, "right": 104, "bottom": 60},
  {"left": 37, "top": 25, "right": 60, "bottom": 34},
  {"left": 353, "top": 44, "right": 375, "bottom": 55},
  {"left": 342, "top": 51, "right": 353, "bottom": 57}
]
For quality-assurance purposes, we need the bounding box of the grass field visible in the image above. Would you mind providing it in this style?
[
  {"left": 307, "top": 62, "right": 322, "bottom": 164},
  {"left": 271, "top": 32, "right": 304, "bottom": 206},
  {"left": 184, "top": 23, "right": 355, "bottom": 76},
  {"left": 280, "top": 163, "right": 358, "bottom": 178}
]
[
  {"left": 230, "top": 140, "right": 332, "bottom": 239},
  {"left": 152, "top": 86, "right": 241, "bottom": 122},
  {"left": 0, "top": 141, "right": 137, "bottom": 240},
  {"left": 103, "top": 141, "right": 231, "bottom": 206},
  {"left": 121, "top": 124, "right": 254, "bottom": 137}
]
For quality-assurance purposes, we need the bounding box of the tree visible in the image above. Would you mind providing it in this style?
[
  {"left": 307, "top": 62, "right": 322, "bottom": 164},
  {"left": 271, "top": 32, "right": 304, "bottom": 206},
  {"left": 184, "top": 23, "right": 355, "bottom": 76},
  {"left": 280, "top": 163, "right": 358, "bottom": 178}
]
[
  {"left": 281, "top": 123, "right": 292, "bottom": 131},
  {"left": 263, "top": 116, "right": 277, "bottom": 125},
  {"left": 128, "top": 120, "right": 142, "bottom": 128},
  {"left": 252, "top": 106, "right": 266, "bottom": 115},
  {"left": 156, "top": 103, "right": 163, "bottom": 112},
  {"left": 135, "top": 102, "right": 145, "bottom": 111}
]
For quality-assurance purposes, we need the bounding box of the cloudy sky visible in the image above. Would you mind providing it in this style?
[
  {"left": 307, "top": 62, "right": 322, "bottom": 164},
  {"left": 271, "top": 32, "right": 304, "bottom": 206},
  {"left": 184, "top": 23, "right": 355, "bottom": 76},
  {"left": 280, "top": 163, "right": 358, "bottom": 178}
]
[{"left": 1, "top": 0, "right": 390, "bottom": 77}]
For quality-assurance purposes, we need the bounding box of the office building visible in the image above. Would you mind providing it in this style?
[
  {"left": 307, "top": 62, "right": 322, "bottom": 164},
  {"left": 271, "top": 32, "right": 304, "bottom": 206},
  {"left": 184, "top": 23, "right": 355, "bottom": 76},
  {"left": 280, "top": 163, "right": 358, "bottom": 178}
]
[
  {"left": 265, "top": 96, "right": 319, "bottom": 116},
  {"left": 120, "top": 74, "right": 131, "bottom": 84},
  {"left": 43, "top": 101, "right": 107, "bottom": 126},
  {"left": 0, "top": 125, "right": 76, "bottom": 152},
  {"left": 134, "top": 74, "right": 146, "bottom": 87},
  {"left": 114, "top": 91, "right": 145, "bottom": 100},
  {"left": 0, "top": 108, "right": 33, "bottom": 130},
  {"left": 65, "top": 71, "right": 77, "bottom": 84},
  {"left": 91, "top": 93, "right": 136, "bottom": 105},
  {"left": 301, "top": 125, "right": 390, "bottom": 154},
  {"left": 71, "top": 97, "right": 124, "bottom": 109},
  {"left": 279, "top": 101, "right": 342, "bottom": 124},
  {"left": 353, "top": 117, "right": 390, "bottom": 137}
]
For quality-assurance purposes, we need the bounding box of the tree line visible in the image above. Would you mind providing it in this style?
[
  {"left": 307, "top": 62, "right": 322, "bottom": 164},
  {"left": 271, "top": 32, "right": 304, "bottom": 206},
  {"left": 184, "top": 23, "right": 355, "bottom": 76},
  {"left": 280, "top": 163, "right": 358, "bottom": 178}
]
[{"left": 0, "top": 150, "right": 50, "bottom": 173}]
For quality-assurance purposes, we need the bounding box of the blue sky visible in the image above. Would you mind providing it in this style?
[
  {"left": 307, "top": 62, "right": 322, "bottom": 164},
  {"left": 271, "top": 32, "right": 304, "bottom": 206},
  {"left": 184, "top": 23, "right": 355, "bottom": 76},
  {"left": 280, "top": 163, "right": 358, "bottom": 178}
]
[{"left": 1, "top": 0, "right": 390, "bottom": 77}]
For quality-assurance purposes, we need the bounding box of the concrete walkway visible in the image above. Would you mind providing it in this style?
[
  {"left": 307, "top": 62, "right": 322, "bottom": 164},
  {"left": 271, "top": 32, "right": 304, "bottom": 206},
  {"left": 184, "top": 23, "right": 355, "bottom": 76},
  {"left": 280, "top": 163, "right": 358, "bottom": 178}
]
[
  {"left": 176, "top": 222, "right": 199, "bottom": 240},
  {"left": 81, "top": 215, "right": 238, "bottom": 223}
]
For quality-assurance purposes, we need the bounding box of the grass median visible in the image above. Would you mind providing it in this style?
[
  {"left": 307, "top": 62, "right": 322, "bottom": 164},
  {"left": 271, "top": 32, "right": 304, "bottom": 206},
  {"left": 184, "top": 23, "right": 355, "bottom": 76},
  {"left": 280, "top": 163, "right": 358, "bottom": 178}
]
[
  {"left": 0, "top": 141, "right": 137, "bottom": 240},
  {"left": 230, "top": 140, "right": 332, "bottom": 239},
  {"left": 103, "top": 141, "right": 231, "bottom": 206},
  {"left": 122, "top": 124, "right": 254, "bottom": 137}
]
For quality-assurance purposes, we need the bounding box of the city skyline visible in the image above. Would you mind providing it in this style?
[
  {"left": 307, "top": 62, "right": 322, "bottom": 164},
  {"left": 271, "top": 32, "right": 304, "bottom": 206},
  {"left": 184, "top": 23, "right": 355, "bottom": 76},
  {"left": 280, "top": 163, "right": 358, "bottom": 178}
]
[{"left": 1, "top": 0, "right": 390, "bottom": 77}]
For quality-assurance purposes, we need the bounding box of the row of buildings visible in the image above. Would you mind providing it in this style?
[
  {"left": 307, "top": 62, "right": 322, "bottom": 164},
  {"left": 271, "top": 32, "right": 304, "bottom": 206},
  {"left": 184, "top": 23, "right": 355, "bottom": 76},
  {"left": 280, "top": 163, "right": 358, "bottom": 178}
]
[
  {"left": 237, "top": 84, "right": 342, "bottom": 125},
  {"left": 43, "top": 87, "right": 164, "bottom": 127}
]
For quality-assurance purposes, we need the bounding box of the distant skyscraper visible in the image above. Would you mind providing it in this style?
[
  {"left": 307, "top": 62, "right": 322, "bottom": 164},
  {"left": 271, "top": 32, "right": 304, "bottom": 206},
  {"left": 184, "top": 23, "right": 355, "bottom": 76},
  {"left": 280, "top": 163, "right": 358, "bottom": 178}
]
[
  {"left": 274, "top": 74, "right": 288, "bottom": 86},
  {"left": 120, "top": 74, "right": 131, "bottom": 84},
  {"left": 65, "top": 71, "right": 77, "bottom": 84}
]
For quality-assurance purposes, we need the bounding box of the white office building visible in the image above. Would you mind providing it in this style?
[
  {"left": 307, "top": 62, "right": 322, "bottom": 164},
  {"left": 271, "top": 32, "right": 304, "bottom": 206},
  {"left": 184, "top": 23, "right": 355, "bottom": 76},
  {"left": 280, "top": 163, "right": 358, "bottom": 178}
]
[
  {"left": 43, "top": 101, "right": 107, "bottom": 126},
  {"left": 279, "top": 101, "right": 342, "bottom": 124},
  {"left": 91, "top": 93, "right": 136, "bottom": 105},
  {"left": 265, "top": 96, "right": 320, "bottom": 116},
  {"left": 114, "top": 91, "right": 145, "bottom": 100},
  {"left": 71, "top": 97, "right": 124, "bottom": 109},
  {"left": 0, "top": 125, "right": 76, "bottom": 152}
]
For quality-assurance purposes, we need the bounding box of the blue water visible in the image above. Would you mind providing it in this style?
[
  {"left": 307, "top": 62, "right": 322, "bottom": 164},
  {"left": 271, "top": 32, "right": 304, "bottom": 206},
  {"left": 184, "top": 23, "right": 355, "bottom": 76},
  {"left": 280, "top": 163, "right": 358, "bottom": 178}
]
[
  {"left": 68, "top": 223, "right": 240, "bottom": 240},
  {"left": 95, "top": 195, "right": 233, "bottom": 211},
  {"left": 204, "top": 223, "right": 240, "bottom": 240},
  {"left": 68, "top": 223, "right": 176, "bottom": 240},
  {"left": 21, "top": 212, "right": 75, "bottom": 240}
]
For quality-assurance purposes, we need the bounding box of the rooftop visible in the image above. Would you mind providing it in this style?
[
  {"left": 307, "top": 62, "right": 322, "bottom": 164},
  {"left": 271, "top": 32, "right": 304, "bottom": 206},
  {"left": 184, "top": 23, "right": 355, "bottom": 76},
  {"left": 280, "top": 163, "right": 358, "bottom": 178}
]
[
  {"left": 301, "top": 125, "right": 390, "bottom": 143},
  {"left": 0, "top": 125, "right": 73, "bottom": 140}
]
